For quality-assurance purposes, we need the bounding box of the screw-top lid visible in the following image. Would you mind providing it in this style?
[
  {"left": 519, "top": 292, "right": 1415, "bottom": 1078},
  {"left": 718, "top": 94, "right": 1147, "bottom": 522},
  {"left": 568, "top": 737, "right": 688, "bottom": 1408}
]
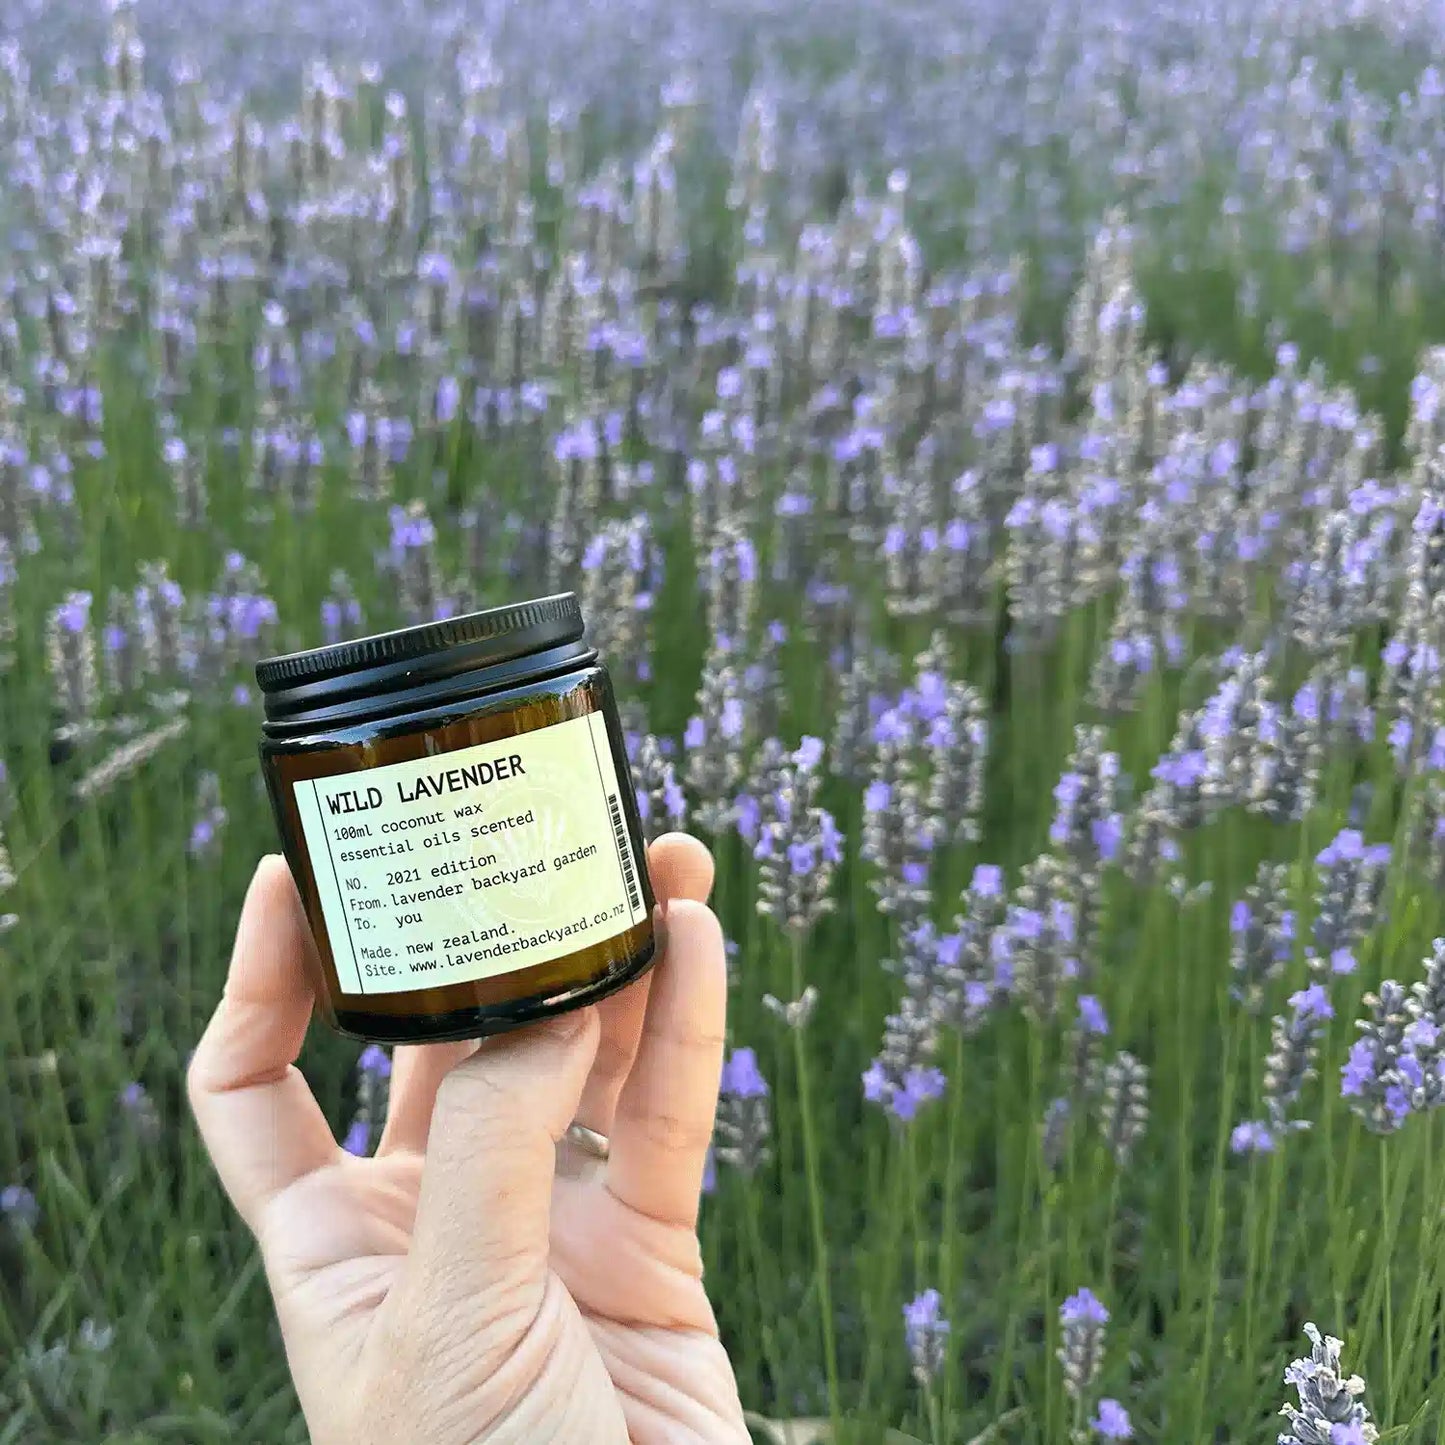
[{"left": 256, "top": 593, "right": 590, "bottom": 728}]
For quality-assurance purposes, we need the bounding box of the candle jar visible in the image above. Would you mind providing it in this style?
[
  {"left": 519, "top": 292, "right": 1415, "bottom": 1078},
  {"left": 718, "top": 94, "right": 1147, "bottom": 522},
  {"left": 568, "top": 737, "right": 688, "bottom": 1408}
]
[{"left": 255, "top": 593, "right": 656, "bottom": 1044}]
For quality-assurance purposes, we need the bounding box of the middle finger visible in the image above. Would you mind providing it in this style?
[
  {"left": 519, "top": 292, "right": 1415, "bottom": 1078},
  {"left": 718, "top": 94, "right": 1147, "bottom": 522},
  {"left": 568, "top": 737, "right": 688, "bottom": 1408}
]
[{"left": 570, "top": 833, "right": 714, "bottom": 1137}]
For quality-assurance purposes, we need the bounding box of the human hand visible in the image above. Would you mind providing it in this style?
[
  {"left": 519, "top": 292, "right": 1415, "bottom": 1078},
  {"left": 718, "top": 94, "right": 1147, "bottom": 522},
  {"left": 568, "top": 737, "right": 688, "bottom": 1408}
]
[{"left": 189, "top": 834, "right": 748, "bottom": 1445}]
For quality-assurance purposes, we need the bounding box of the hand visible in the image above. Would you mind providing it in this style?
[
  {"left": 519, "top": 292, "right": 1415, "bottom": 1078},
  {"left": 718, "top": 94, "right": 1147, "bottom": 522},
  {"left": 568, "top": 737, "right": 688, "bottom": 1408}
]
[{"left": 189, "top": 834, "right": 749, "bottom": 1445}]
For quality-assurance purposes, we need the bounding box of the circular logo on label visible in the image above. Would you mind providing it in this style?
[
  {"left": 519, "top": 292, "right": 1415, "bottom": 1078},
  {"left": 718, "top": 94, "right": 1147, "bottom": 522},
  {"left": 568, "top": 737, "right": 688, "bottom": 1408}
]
[{"left": 429, "top": 777, "right": 616, "bottom": 938}]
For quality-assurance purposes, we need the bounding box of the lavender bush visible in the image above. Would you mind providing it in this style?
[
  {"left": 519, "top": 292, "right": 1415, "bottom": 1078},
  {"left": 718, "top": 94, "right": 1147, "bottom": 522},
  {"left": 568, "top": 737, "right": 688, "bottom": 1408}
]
[{"left": 1, "top": 0, "right": 1445, "bottom": 1439}]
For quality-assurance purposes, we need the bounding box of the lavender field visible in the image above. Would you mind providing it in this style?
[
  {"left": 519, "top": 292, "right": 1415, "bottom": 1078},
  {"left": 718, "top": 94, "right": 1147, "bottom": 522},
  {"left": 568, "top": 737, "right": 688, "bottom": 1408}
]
[{"left": 7, "top": 0, "right": 1445, "bottom": 1439}]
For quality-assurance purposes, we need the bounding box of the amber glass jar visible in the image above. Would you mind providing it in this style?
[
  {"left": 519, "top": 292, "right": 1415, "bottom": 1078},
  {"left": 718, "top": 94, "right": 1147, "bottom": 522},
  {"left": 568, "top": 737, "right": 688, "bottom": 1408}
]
[{"left": 256, "top": 593, "right": 656, "bottom": 1044}]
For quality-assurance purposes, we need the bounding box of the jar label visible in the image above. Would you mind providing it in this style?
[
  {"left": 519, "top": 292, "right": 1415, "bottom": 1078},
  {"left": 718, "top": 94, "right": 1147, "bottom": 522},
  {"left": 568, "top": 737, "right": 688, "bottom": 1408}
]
[{"left": 292, "top": 710, "right": 649, "bottom": 996}]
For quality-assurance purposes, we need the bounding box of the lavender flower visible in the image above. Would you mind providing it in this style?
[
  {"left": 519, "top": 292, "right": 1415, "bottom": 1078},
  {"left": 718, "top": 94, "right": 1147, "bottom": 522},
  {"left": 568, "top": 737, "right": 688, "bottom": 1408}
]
[
  {"left": 1342, "top": 941, "right": 1445, "bottom": 1130},
  {"left": 925, "top": 675, "right": 988, "bottom": 848},
  {"left": 102, "top": 587, "right": 145, "bottom": 707},
  {"left": 131, "top": 563, "right": 189, "bottom": 686},
  {"left": 47, "top": 591, "right": 99, "bottom": 739},
  {"left": 188, "top": 772, "right": 227, "bottom": 857},
  {"left": 830, "top": 642, "right": 881, "bottom": 783},
  {"left": 902, "top": 1288, "right": 950, "bottom": 1387},
  {"left": 1066, "top": 994, "right": 1110, "bottom": 1101},
  {"left": 1197, "top": 650, "right": 1278, "bottom": 812},
  {"left": 631, "top": 733, "right": 687, "bottom": 845},
  {"left": 937, "top": 863, "right": 1009, "bottom": 1034},
  {"left": 1409, "top": 938, "right": 1445, "bottom": 1048},
  {"left": 1408, "top": 780, "right": 1445, "bottom": 892},
  {"left": 1288, "top": 506, "right": 1396, "bottom": 660},
  {"left": 580, "top": 514, "right": 654, "bottom": 687},
  {"left": 1381, "top": 486, "right": 1445, "bottom": 772},
  {"left": 1005, "top": 854, "right": 1079, "bottom": 1025},
  {"left": 1264, "top": 985, "right": 1334, "bottom": 1134},
  {"left": 1058, "top": 1288, "right": 1108, "bottom": 1401},
  {"left": 862, "top": 711, "right": 933, "bottom": 931},
  {"left": 762, "top": 987, "right": 819, "bottom": 1030},
  {"left": 119, "top": 1081, "right": 160, "bottom": 1142},
  {"left": 736, "top": 737, "right": 791, "bottom": 848},
  {"left": 702, "top": 520, "right": 757, "bottom": 656},
  {"left": 345, "top": 389, "right": 399, "bottom": 503},
  {"left": 0, "top": 441, "right": 34, "bottom": 559},
  {"left": 320, "top": 571, "right": 363, "bottom": 646},
  {"left": 1050, "top": 727, "right": 1124, "bottom": 970},
  {"left": 739, "top": 624, "right": 787, "bottom": 749},
  {"left": 1230, "top": 863, "right": 1296, "bottom": 1013},
  {"left": 1125, "top": 706, "right": 1208, "bottom": 882},
  {"left": 1050, "top": 727, "right": 1124, "bottom": 872},
  {"left": 1, "top": 1183, "right": 37, "bottom": 1230},
  {"left": 936, "top": 469, "right": 996, "bottom": 626},
  {"left": 1042, "top": 1096, "right": 1073, "bottom": 1174},
  {"left": 1340, "top": 983, "right": 1415, "bottom": 1134},
  {"left": 1252, "top": 665, "right": 1375, "bottom": 824},
  {"left": 1091, "top": 1400, "right": 1132, "bottom": 1440},
  {"left": 883, "top": 459, "right": 947, "bottom": 620},
  {"left": 714, "top": 1047, "right": 772, "bottom": 1176},
  {"left": 163, "top": 433, "right": 206, "bottom": 529},
  {"left": 684, "top": 657, "right": 746, "bottom": 836},
  {"left": 72, "top": 718, "right": 190, "bottom": 802},
  {"left": 0, "top": 539, "right": 15, "bottom": 670},
  {"left": 869, "top": 916, "right": 967, "bottom": 1121},
  {"left": 755, "top": 737, "right": 843, "bottom": 935},
  {"left": 1096, "top": 1051, "right": 1149, "bottom": 1165},
  {"left": 1309, "top": 830, "right": 1390, "bottom": 978},
  {"left": 342, "top": 1044, "right": 392, "bottom": 1157},
  {"left": 197, "top": 554, "right": 278, "bottom": 685},
  {"left": 384, "top": 500, "right": 452, "bottom": 625},
  {"left": 1278, "top": 1324, "right": 1378, "bottom": 1445},
  {"left": 729, "top": 87, "right": 777, "bottom": 217},
  {"left": 1230, "top": 1120, "right": 1277, "bottom": 1155},
  {"left": 864, "top": 1050, "right": 947, "bottom": 1124},
  {"left": 1004, "top": 448, "right": 1082, "bottom": 645}
]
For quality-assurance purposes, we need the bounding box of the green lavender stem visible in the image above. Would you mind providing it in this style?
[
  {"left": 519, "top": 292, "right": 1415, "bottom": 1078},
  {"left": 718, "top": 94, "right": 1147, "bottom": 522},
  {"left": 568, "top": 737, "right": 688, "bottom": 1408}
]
[{"left": 791, "top": 928, "right": 842, "bottom": 1424}]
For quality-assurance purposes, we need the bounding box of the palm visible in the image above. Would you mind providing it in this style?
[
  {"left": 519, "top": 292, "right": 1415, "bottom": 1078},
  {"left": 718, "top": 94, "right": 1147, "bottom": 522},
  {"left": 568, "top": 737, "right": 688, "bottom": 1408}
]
[
  {"left": 549, "top": 1169, "right": 736, "bottom": 1420},
  {"left": 190, "top": 836, "right": 746, "bottom": 1445},
  {"left": 262, "top": 1155, "right": 425, "bottom": 1339},
  {"left": 262, "top": 1149, "right": 729, "bottom": 1436}
]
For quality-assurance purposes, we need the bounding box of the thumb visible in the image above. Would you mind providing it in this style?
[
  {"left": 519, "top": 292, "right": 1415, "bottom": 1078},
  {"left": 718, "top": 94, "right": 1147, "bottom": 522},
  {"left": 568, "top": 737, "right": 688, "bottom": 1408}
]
[{"left": 405, "top": 1008, "right": 600, "bottom": 1320}]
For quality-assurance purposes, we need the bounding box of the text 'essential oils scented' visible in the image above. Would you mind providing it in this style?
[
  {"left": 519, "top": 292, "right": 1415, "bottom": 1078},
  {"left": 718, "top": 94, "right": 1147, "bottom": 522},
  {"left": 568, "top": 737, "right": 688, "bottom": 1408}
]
[{"left": 255, "top": 593, "right": 656, "bottom": 1044}]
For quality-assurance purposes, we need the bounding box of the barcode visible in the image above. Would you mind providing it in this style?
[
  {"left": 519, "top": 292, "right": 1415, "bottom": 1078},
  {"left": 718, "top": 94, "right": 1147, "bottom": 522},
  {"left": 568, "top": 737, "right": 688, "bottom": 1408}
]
[{"left": 608, "top": 793, "right": 643, "bottom": 915}]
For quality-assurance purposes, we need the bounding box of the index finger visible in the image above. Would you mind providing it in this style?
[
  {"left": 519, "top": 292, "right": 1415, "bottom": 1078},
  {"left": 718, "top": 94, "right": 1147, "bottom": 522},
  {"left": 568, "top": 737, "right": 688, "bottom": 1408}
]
[{"left": 187, "top": 856, "right": 338, "bottom": 1234}]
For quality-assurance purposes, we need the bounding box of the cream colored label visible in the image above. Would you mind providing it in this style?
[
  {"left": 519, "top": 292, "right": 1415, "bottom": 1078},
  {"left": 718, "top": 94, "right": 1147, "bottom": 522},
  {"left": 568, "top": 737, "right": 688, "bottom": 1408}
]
[{"left": 293, "top": 711, "right": 649, "bottom": 996}]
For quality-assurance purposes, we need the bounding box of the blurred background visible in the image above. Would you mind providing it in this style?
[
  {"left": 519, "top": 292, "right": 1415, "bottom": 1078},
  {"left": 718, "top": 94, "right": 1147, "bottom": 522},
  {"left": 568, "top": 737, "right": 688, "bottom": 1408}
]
[{"left": 4, "top": 0, "right": 1445, "bottom": 1440}]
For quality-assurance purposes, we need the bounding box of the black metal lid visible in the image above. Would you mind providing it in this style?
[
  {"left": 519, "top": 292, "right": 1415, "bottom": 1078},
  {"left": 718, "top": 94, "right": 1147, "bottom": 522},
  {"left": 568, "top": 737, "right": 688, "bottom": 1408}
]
[{"left": 256, "top": 593, "right": 590, "bottom": 728}]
